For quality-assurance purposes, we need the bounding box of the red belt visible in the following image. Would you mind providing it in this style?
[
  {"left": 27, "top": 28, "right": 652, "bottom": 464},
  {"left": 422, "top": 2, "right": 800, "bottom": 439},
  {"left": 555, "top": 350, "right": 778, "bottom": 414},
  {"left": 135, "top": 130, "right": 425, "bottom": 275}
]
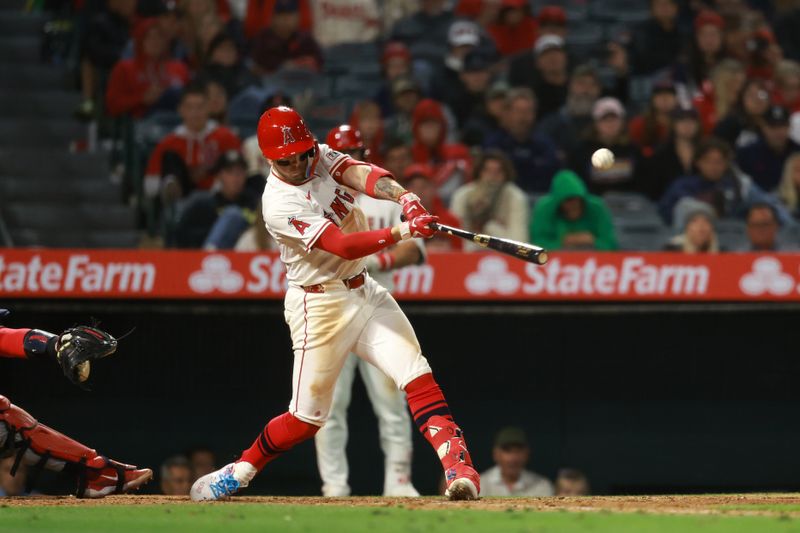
[{"left": 302, "top": 270, "right": 366, "bottom": 293}]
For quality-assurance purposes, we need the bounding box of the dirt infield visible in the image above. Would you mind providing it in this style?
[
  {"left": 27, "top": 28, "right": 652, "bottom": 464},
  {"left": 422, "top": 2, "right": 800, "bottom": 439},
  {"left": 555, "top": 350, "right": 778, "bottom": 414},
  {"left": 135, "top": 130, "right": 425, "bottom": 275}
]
[{"left": 2, "top": 493, "right": 800, "bottom": 516}]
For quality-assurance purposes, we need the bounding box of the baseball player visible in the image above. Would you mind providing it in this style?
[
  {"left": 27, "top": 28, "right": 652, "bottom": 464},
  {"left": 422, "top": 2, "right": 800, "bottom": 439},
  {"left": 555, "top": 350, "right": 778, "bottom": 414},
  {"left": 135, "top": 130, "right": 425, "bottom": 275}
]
[
  {"left": 313, "top": 125, "right": 423, "bottom": 497},
  {"left": 0, "top": 309, "right": 153, "bottom": 497},
  {"left": 191, "top": 106, "right": 480, "bottom": 501}
]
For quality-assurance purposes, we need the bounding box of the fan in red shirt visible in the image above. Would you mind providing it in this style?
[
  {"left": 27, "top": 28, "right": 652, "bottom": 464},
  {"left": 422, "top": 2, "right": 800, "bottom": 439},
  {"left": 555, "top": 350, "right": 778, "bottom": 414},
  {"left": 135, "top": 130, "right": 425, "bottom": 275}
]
[
  {"left": 399, "top": 164, "right": 463, "bottom": 251},
  {"left": 410, "top": 99, "right": 472, "bottom": 200},
  {"left": 105, "top": 18, "right": 190, "bottom": 118},
  {"left": 0, "top": 310, "right": 152, "bottom": 498},
  {"left": 144, "top": 84, "right": 242, "bottom": 201},
  {"left": 487, "top": 0, "right": 538, "bottom": 57}
]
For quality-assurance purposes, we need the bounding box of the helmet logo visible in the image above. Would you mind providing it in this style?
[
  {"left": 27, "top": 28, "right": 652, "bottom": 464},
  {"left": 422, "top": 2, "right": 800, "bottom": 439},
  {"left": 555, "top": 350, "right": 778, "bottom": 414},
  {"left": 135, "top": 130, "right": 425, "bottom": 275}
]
[{"left": 281, "top": 125, "right": 296, "bottom": 145}]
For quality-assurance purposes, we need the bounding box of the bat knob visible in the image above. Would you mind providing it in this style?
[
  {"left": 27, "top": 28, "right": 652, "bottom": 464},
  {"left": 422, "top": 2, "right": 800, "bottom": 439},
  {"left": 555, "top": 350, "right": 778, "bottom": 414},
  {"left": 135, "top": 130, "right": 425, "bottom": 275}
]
[{"left": 537, "top": 252, "right": 549, "bottom": 265}]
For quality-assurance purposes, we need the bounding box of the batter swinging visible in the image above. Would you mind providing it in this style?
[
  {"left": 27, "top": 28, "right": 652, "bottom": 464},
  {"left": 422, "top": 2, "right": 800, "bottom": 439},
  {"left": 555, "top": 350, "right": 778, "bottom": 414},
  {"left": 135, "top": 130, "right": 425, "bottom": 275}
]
[{"left": 191, "top": 106, "right": 480, "bottom": 501}]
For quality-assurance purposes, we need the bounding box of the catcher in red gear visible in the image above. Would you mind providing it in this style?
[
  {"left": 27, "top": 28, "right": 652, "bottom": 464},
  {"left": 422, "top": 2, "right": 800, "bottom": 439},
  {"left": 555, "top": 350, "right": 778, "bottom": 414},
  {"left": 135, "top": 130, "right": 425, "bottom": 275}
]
[{"left": 0, "top": 309, "right": 152, "bottom": 497}]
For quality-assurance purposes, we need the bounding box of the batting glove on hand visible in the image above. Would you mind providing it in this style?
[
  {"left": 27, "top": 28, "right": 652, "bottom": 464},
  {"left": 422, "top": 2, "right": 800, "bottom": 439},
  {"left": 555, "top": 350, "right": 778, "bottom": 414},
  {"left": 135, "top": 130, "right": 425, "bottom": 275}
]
[
  {"left": 399, "top": 192, "right": 430, "bottom": 222},
  {"left": 400, "top": 214, "right": 439, "bottom": 239}
]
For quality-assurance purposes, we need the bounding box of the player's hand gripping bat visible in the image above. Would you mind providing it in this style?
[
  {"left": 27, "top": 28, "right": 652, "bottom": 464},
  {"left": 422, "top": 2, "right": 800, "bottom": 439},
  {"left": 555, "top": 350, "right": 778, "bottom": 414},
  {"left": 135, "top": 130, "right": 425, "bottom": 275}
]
[{"left": 431, "top": 223, "right": 549, "bottom": 265}]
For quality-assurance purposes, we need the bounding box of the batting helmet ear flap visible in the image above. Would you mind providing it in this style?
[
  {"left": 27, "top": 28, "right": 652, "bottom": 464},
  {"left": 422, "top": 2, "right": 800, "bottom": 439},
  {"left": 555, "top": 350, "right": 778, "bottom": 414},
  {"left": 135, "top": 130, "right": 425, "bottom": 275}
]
[{"left": 257, "top": 106, "right": 316, "bottom": 160}]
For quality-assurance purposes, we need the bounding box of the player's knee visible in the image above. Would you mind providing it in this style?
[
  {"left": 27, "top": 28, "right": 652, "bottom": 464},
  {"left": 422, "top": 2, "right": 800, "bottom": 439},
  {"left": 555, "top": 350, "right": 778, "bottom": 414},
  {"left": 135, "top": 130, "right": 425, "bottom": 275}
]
[
  {"left": 286, "top": 413, "right": 321, "bottom": 440},
  {"left": 0, "top": 395, "right": 9, "bottom": 410}
]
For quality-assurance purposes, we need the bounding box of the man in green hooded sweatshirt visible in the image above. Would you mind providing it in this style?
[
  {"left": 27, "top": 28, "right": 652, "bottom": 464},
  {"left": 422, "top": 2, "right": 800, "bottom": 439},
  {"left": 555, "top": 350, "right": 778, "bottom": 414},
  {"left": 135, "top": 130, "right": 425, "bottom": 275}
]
[{"left": 530, "top": 170, "right": 618, "bottom": 250}]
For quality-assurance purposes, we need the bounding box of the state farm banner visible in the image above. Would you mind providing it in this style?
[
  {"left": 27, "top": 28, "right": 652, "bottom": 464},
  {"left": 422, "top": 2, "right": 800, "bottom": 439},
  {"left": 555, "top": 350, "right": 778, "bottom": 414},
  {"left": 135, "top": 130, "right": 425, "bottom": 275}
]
[{"left": 1, "top": 249, "right": 800, "bottom": 301}]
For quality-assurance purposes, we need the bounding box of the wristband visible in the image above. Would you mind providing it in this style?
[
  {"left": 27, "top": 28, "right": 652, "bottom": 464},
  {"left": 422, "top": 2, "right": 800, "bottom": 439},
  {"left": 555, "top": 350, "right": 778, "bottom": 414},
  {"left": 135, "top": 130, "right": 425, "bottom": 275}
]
[{"left": 398, "top": 222, "right": 412, "bottom": 241}]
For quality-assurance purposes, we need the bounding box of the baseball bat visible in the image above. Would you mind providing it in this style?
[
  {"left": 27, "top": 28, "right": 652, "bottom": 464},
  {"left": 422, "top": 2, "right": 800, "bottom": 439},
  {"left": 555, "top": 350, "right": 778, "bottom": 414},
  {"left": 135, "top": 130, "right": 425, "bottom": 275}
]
[{"left": 431, "top": 223, "right": 549, "bottom": 265}]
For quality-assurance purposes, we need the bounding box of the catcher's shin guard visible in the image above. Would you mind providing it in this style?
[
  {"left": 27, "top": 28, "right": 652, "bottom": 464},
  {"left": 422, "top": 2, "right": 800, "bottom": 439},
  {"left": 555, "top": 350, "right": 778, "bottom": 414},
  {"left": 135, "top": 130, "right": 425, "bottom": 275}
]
[{"left": 0, "top": 395, "right": 128, "bottom": 497}]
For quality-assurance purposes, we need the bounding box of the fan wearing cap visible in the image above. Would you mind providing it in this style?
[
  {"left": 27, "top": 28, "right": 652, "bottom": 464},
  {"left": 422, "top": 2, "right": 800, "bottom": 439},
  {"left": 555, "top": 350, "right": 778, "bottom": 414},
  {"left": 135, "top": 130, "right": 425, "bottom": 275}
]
[
  {"left": 736, "top": 105, "right": 800, "bottom": 191},
  {"left": 486, "top": 0, "right": 538, "bottom": 57},
  {"left": 191, "top": 106, "right": 482, "bottom": 502},
  {"left": 313, "top": 125, "right": 426, "bottom": 498},
  {"left": 479, "top": 427, "right": 554, "bottom": 497},
  {"left": 249, "top": 0, "right": 323, "bottom": 75},
  {"left": 172, "top": 149, "right": 261, "bottom": 248},
  {"left": 746, "top": 28, "right": 783, "bottom": 81},
  {"left": 509, "top": 34, "right": 569, "bottom": 118},
  {"left": 637, "top": 106, "right": 703, "bottom": 201},
  {"left": 430, "top": 20, "right": 484, "bottom": 101},
  {"left": 442, "top": 50, "right": 496, "bottom": 130},
  {"left": 384, "top": 76, "right": 422, "bottom": 144},
  {"left": 567, "top": 97, "right": 642, "bottom": 195}
]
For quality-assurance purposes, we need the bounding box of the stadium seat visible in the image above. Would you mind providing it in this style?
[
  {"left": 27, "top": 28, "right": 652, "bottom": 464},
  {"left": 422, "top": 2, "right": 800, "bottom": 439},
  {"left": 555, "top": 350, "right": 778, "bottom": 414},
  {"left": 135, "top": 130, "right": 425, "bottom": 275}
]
[
  {"left": 589, "top": 0, "right": 651, "bottom": 23},
  {"left": 715, "top": 218, "right": 748, "bottom": 251}
]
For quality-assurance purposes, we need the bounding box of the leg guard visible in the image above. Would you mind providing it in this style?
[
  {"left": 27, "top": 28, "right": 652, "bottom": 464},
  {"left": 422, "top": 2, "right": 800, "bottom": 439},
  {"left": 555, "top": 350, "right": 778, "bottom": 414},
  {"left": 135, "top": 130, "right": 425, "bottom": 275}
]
[{"left": 0, "top": 395, "right": 124, "bottom": 497}]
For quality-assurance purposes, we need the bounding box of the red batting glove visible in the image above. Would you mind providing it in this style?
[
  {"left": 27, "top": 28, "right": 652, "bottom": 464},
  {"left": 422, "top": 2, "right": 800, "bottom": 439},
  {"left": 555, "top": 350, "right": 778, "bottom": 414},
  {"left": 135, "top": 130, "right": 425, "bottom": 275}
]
[
  {"left": 399, "top": 192, "right": 430, "bottom": 222},
  {"left": 408, "top": 214, "right": 439, "bottom": 239}
]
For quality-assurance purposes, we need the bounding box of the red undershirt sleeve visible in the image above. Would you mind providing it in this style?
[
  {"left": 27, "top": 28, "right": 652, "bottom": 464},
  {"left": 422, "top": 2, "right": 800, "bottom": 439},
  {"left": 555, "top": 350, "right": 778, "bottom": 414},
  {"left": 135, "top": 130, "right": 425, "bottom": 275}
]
[
  {"left": 314, "top": 224, "right": 397, "bottom": 260},
  {"left": 0, "top": 327, "right": 30, "bottom": 359}
]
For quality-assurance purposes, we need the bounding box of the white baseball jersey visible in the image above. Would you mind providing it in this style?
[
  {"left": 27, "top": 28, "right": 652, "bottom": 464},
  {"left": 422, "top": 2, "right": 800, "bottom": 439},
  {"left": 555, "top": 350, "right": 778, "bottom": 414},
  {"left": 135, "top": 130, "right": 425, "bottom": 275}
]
[
  {"left": 262, "top": 143, "right": 372, "bottom": 287},
  {"left": 355, "top": 194, "right": 426, "bottom": 290}
]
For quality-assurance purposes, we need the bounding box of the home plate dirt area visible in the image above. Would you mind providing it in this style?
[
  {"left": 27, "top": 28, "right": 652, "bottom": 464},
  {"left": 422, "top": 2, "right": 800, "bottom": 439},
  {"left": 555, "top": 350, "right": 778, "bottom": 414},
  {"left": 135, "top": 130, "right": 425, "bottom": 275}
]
[{"left": 3, "top": 493, "right": 800, "bottom": 516}]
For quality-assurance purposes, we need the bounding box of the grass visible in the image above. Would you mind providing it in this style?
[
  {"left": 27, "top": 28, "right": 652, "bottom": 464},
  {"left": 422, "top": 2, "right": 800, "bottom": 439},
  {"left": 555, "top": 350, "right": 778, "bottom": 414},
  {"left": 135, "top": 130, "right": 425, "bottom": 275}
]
[{"left": 2, "top": 504, "right": 800, "bottom": 533}]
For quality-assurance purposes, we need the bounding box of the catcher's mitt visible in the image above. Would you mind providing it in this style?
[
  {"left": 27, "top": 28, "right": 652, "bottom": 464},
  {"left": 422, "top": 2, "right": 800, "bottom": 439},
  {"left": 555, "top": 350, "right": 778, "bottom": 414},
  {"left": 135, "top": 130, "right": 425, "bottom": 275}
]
[{"left": 56, "top": 325, "right": 118, "bottom": 389}]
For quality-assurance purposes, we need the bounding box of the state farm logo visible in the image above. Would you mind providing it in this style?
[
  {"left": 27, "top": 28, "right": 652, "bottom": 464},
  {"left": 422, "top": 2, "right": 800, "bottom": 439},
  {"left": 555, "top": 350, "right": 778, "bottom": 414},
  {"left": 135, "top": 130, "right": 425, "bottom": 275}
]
[
  {"left": 465, "top": 256, "right": 520, "bottom": 295},
  {"left": 189, "top": 255, "right": 244, "bottom": 294},
  {"left": 739, "top": 257, "right": 795, "bottom": 296}
]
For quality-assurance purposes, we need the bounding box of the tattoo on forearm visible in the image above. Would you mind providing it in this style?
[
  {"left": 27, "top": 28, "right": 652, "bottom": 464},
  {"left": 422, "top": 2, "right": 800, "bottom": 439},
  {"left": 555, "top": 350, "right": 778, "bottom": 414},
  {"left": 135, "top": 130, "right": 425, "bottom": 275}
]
[{"left": 373, "top": 177, "right": 406, "bottom": 201}]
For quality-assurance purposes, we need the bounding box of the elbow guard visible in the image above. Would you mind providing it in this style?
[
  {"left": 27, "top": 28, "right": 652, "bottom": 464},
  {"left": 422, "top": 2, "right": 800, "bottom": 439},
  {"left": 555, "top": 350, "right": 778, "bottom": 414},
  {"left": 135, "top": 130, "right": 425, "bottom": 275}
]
[{"left": 365, "top": 164, "right": 393, "bottom": 197}]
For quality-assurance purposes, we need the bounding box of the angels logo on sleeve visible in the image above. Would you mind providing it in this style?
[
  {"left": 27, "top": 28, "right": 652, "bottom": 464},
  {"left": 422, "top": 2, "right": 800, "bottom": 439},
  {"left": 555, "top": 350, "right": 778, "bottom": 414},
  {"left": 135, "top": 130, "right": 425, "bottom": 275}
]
[{"left": 288, "top": 216, "right": 311, "bottom": 235}]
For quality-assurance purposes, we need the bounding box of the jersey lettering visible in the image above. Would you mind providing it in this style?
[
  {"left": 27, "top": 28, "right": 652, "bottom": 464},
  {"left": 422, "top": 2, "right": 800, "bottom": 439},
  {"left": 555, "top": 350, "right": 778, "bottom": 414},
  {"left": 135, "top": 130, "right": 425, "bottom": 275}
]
[
  {"left": 329, "top": 197, "right": 350, "bottom": 220},
  {"left": 288, "top": 216, "right": 311, "bottom": 235},
  {"left": 335, "top": 188, "right": 355, "bottom": 203}
]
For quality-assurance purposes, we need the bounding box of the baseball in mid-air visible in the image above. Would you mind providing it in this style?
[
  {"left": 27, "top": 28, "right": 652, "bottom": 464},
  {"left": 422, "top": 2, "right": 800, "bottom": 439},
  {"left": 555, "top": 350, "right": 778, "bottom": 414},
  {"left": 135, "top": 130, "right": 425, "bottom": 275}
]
[{"left": 591, "top": 148, "right": 615, "bottom": 170}]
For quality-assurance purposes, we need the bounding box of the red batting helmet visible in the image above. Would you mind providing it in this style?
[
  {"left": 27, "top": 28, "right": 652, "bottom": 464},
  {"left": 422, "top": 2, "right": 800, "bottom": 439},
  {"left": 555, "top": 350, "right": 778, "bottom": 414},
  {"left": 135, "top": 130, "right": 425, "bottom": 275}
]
[
  {"left": 257, "top": 106, "right": 316, "bottom": 160},
  {"left": 325, "top": 125, "right": 365, "bottom": 152}
]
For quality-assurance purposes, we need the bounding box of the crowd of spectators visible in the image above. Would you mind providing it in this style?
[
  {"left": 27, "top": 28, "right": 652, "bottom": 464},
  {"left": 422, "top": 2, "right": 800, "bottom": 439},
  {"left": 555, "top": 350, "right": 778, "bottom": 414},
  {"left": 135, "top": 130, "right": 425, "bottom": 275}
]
[{"left": 74, "top": 0, "right": 800, "bottom": 253}]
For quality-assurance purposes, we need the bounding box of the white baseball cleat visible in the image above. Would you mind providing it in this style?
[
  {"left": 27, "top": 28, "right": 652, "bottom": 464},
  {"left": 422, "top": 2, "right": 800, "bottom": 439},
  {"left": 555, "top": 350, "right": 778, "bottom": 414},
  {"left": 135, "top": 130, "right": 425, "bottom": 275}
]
[
  {"left": 190, "top": 461, "right": 257, "bottom": 501},
  {"left": 384, "top": 483, "right": 421, "bottom": 497},
  {"left": 445, "top": 477, "right": 479, "bottom": 501}
]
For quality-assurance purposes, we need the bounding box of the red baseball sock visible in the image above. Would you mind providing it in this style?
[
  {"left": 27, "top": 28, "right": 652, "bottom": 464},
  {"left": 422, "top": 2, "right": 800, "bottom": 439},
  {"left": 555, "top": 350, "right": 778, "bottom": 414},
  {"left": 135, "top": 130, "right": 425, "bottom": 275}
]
[
  {"left": 405, "top": 373, "right": 454, "bottom": 434},
  {"left": 239, "top": 412, "right": 319, "bottom": 471},
  {"left": 0, "top": 328, "right": 29, "bottom": 359}
]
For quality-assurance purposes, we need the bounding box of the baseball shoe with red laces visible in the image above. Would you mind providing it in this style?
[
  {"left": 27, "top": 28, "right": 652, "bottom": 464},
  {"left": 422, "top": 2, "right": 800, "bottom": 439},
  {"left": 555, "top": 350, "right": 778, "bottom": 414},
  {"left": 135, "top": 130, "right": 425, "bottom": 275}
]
[{"left": 82, "top": 458, "right": 153, "bottom": 498}]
